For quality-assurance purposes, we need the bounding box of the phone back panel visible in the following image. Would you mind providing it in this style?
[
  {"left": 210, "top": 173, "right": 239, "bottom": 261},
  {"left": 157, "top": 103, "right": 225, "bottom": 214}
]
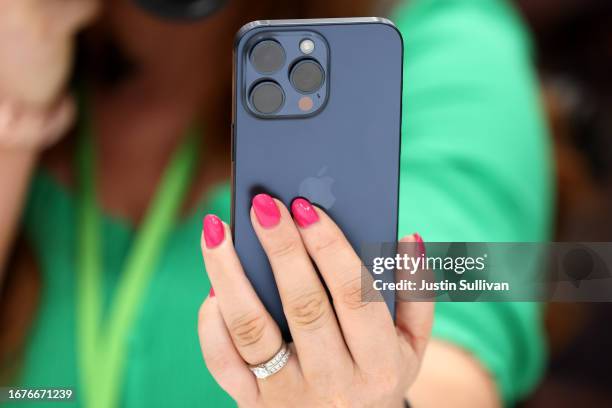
[{"left": 232, "top": 19, "right": 403, "bottom": 339}]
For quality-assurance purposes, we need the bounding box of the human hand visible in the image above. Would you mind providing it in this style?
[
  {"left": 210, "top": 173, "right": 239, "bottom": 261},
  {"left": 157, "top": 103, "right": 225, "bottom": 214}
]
[
  {"left": 0, "top": 0, "right": 99, "bottom": 150},
  {"left": 0, "top": 0, "right": 99, "bottom": 105},
  {"left": 198, "top": 194, "right": 434, "bottom": 407}
]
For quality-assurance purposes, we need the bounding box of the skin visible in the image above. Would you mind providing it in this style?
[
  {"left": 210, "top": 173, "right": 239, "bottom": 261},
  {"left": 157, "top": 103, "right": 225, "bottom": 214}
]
[
  {"left": 200, "top": 200, "right": 434, "bottom": 407},
  {"left": 0, "top": 0, "right": 500, "bottom": 406},
  {"left": 0, "top": 0, "right": 98, "bottom": 277}
]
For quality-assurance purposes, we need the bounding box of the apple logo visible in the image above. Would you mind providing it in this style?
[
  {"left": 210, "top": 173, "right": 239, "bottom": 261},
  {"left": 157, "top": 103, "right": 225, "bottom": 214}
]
[{"left": 298, "top": 166, "right": 336, "bottom": 209}]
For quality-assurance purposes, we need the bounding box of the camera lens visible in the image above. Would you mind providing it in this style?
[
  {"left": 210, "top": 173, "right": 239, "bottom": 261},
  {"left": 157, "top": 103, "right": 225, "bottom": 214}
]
[
  {"left": 250, "top": 40, "right": 285, "bottom": 74},
  {"left": 290, "top": 59, "right": 324, "bottom": 94},
  {"left": 250, "top": 81, "right": 284, "bottom": 114}
]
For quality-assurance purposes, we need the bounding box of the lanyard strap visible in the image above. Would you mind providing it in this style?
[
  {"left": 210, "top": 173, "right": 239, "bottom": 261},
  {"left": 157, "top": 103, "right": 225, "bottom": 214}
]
[{"left": 76, "top": 94, "right": 201, "bottom": 408}]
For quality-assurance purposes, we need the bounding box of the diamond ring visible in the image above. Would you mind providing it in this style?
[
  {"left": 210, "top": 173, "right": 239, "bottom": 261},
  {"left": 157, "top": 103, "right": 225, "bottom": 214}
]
[{"left": 248, "top": 343, "right": 291, "bottom": 379}]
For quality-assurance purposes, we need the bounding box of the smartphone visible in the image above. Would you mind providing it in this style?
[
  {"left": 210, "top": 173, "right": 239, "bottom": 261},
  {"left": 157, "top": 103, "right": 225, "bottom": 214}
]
[{"left": 232, "top": 18, "right": 403, "bottom": 340}]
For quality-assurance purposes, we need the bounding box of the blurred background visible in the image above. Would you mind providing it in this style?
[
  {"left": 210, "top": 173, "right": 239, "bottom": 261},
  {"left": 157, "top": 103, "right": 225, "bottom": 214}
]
[
  {"left": 513, "top": 0, "right": 612, "bottom": 406},
  {"left": 1, "top": 0, "right": 611, "bottom": 405}
]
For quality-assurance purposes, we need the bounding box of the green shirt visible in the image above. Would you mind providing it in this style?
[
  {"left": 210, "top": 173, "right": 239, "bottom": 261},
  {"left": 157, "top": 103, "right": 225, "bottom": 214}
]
[{"left": 16, "top": 0, "right": 552, "bottom": 406}]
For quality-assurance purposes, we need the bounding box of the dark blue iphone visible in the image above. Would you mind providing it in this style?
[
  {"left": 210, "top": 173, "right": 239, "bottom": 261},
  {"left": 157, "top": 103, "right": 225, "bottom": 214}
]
[{"left": 232, "top": 18, "right": 403, "bottom": 339}]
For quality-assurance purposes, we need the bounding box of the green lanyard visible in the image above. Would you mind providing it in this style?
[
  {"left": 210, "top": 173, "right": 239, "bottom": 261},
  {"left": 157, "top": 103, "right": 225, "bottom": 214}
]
[{"left": 76, "top": 98, "right": 201, "bottom": 408}]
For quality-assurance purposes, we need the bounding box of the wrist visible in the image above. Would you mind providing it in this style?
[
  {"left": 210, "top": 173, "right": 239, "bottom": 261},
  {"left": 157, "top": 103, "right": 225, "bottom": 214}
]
[{"left": 0, "top": 95, "right": 74, "bottom": 153}]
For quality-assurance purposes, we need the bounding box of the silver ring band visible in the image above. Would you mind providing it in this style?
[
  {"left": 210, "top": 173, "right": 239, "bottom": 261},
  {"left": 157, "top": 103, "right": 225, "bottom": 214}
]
[{"left": 248, "top": 343, "right": 291, "bottom": 379}]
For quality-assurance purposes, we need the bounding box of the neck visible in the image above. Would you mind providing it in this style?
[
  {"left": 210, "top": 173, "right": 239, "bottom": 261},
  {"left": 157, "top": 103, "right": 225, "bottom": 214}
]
[
  {"left": 43, "top": 21, "right": 235, "bottom": 222},
  {"left": 94, "top": 71, "right": 202, "bottom": 151},
  {"left": 89, "top": 69, "right": 212, "bottom": 222}
]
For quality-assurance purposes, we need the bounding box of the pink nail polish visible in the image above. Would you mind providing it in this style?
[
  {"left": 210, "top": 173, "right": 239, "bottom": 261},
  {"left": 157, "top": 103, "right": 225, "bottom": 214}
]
[
  {"left": 291, "top": 198, "right": 319, "bottom": 228},
  {"left": 252, "top": 194, "right": 280, "bottom": 228},
  {"left": 414, "top": 233, "right": 425, "bottom": 256},
  {"left": 203, "top": 214, "right": 225, "bottom": 248},
  {"left": 209, "top": 287, "right": 215, "bottom": 298}
]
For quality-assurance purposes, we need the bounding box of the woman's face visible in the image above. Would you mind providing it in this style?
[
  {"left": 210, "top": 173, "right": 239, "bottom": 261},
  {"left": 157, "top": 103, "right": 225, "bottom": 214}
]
[
  {"left": 96, "top": 0, "right": 247, "bottom": 75},
  {"left": 93, "top": 0, "right": 381, "bottom": 79}
]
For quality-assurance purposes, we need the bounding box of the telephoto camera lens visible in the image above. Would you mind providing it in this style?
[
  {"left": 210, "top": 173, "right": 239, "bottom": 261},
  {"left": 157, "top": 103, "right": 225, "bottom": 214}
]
[
  {"left": 251, "top": 40, "right": 286, "bottom": 74},
  {"left": 250, "top": 81, "right": 285, "bottom": 114},
  {"left": 290, "top": 59, "right": 325, "bottom": 94}
]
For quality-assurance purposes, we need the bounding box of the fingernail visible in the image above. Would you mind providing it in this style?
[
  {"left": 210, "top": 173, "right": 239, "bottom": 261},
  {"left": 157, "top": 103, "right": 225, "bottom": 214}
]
[
  {"left": 209, "top": 287, "right": 215, "bottom": 298},
  {"left": 252, "top": 194, "right": 280, "bottom": 228},
  {"left": 414, "top": 233, "right": 426, "bottom": 256},
  {"left": 291, "top": 198, "right": 319, "bottom": 228},
  {"left": 203, "top": 214, "right": 225, "bottom": 248}
]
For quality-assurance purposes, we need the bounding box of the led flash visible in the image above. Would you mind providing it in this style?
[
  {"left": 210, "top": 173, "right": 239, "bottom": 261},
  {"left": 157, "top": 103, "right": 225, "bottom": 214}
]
[{"left": 299, "top": 39, "right": 315, "bottom": 54}]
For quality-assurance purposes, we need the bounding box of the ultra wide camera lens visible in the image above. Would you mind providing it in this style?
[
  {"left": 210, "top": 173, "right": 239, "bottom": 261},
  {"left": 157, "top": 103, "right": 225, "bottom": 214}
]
[
  {"left": 250, "top": 40, "right": 285, "bottom": 74},
  {"left": 290, "top": 59, "right": 324, "bottom": 94},
  {"left": 250, "top": 81, "right": 284, "bottom": 114}
]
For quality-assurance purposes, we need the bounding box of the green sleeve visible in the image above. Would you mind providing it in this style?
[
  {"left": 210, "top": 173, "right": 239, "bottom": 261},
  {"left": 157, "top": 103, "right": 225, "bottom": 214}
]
[{"left": 392, "top": 0, "right": 553, "bottom": 404}]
